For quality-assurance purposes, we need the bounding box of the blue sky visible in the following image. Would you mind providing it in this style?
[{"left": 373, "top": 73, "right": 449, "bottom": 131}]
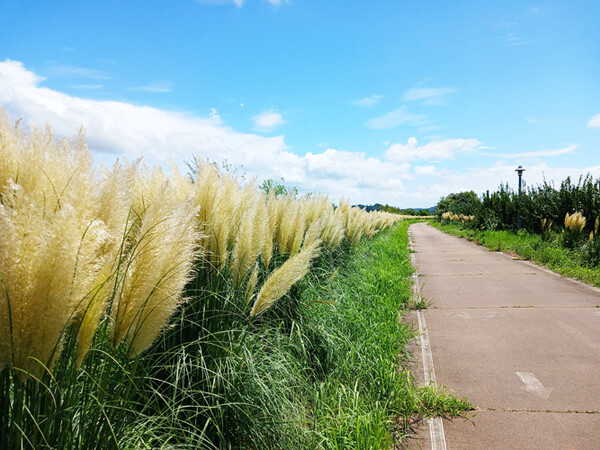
[{"left": 1, "top": 0, "right": 599, "bottom": 207}]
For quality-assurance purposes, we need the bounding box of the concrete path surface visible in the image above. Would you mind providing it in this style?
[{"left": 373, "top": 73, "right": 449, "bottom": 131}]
[{"left": 406, "top": 222, "right": 600, "bottom": 450}]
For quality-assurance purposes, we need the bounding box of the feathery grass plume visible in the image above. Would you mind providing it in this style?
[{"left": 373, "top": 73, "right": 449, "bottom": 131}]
[
  {"left": 302, "top": 216, "right": 325, "bottom": 248},
  {"left": 345, "top": 208, "right": 364, "bottom": 246},
  {"left": 262, "top": 214, "right": 274, "bottom": 268},
  {"left": 210, "top": 175, "right": 240, "bottom": 269},
  {"left": 304, "top": 195, "right": 330, "bottom": 225},
  {"left": 250, "top": 239, "right": 321, "bottom": 317},
  {"left": 231, "top": 190, "right": 269, "bottom": 287},
  {"left": 595, "top": 217, "right": 599, "bottom": 235},
  {"left": 0, "top": 111, "right": 21, "bottom": 189},
  {"left": 188, "top": 159, "right": 240, "bottom": 270},
  {"left": 276, "top": 195, "right": 303, "bottom": 254},
  {"left": 337, "top": 198, "right": 353, "bottom": 230},
  {"left": 290, "top": 207, "right": 307, "bottom": 255},
  {"left": 540, "top": 218, "right": 552, "bottom": 234},
  {"left": 267, "top": 192, "right": 285, "bottom": 242},
  {"left": 0, "top": 114, "right": 113, "bottom": 377},
  {"left": 245, "top": 262, "right": 260, "bottom": 305},
  {"left": 75, "top": 159, "right": 144, "bottom": 365},
  {"left": 321, "top": 205, "right": 345, "bottom": 249},
  {"left": 110, "top": 168, "right": 200, "bottom": 357},
  {"left": 565, "top": 212, "right": 586, "bottom": 232}
]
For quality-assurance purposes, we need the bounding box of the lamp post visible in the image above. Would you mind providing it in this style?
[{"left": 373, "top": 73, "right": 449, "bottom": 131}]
[{"left": 515, "top": 165, "right": 525, "bottom": 230}]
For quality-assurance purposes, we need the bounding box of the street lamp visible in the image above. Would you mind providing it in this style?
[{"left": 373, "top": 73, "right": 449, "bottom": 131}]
[{"left": 515, "top": 165, "right": 525, "bottom": 230}]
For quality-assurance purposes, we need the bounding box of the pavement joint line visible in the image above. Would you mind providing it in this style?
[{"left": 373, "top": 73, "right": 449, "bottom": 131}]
[
  {"left": 427, "top": 306, "right": 600, "bottom": 310},
  {"left": 409, "top": 234, "right": 447, "bottom": 450},
  {"left": 421, "top": 273, "right": 539, "bottom": 277},
  {"left": 490, "top": 246, "right": 600, "bottom": 294},
  {"left": 476, "top": 407, "right": 600, "bottom": 415}
]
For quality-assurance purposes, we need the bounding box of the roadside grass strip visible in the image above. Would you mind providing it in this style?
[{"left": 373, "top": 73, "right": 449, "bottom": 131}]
[{"left": 431, "top": 221, "right": 600, "bottom": 287}]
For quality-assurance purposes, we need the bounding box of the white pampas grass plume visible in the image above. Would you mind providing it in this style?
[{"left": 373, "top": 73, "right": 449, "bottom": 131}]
[
  {"left": 110, "top": 169, "right": 200, "bottom": 357},
  {"left": 250, "top": 239, "right": 321, "bottom": 317}
]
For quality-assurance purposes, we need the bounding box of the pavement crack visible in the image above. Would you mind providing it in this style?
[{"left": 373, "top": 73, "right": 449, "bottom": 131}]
[
  {"left": 477, "top": 407, "right": 600, "bottom": 415},
  {"left": 429, "top": 306, "right": 599, "bottom": 310}
]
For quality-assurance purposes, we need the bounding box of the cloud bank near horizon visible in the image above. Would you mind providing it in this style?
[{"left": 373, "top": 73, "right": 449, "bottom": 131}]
[{"left": 0, "top": 59, "right": 598, "bottom": 207}]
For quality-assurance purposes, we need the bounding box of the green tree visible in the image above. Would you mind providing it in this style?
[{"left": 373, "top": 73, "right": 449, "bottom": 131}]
[
  {"left": 435, "top": 191, "right": 481, "bottom": 217},
  {"left": 259, "top": 177, "right": 299, "bottom": 197}
]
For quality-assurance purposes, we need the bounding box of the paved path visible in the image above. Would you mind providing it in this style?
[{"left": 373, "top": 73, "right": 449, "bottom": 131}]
[{"left": 406, "top": 222, "right": 600, "bottom": 450}]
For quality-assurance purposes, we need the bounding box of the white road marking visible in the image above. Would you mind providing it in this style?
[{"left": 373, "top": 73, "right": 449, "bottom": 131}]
[
  {"left": 409, "top": 236, "right": 447, "bottom": 450},
  {"left": 516, "top": 372, "right": 553, "bottom": 399}
]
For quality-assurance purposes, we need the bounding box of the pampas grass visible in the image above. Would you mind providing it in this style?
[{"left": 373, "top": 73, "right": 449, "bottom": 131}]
[
  {"left": 250, "top": 239, "right": 321, "bottom": 317},
  {"left": 0, "top": 113, "right": 109, "bottom": 377},
  {"left": 109, "top": 168, "right": 200, "bottom": 356},
  {"left": 0, "top": 107, "right": 407, "bottom": 449}
]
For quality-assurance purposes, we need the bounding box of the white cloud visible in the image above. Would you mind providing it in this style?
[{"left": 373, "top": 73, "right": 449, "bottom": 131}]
[
  {"left": 0, "top": 59, "right": 412, "bottom": 206},
  {"left": 0, "top": 59, "right": 45, "bottom": 87},
  {"left": 365, "top": 106, "right": 427, "bottom": 129},
  {"left": 7, "top": 59, "right": 594, "bottom": 209},
  {"left": 488, "top": 144, "right": 577, "bottom": 158},
  {"left": 402, "top": 87, "right": 456, "bottom": 104},
  {"left": 352, "top": 94, "right": 382, "bottom": 107},
  {"left": 588, "top": 114, "right": 600, "bottom": 128},
  {"left": 130, "top": 81, "right": 173, "bottom": 93},
  {"left": 385, "top": 137, "right": 482, "bottom": 162},
  {"left": 299, "top": 148, "right": 411, "bottom": 204},
  {"left": 414, "top": 165, "right": 436, "bottom": 176},
  {"left": 0, "top": 59, "right": 286, "bottom": 168},
  {"left": 252, "top": 110, "right": 285, "bottom": 132}
]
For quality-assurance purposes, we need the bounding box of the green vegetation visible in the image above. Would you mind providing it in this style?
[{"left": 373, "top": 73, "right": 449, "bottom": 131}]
[
  {"left": 435, "top": 191, "right": 481, "bottom": 218},
  {"left": 436, "top": 175, "right": 600, "bottom": 236},
  {"left": 434, "top": 175, "right": 600, "bottom": 279},
  {"left": 431, "top": 221, "right": 600, "bottom": 287},
  {"left": 0, "top": 111, "right": 471, "bottom": 448},
  {"left": 380, "top": 204, "right": 433, "bottom": 216}
]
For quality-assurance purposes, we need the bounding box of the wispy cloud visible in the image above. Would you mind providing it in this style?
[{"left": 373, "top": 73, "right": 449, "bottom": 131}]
[
  {"left": 525, "top": 114, "right": 539, "bottom": 124},
  {"left": 265, "top": 0, "right": 290, "bottom": 6},
  {"left": 46, "top": 63, "right": 110, "bottom": 80},
  {"left": 588, "top": 114, "right": 600, "bottom": 128},
  {"left": 70, "top": 84, "right": 104, "bottom": 91},
  {"left": 487, "top": 144, "right": 578, "bottom": 158},
  {"left": 195, "top": 0, "right": 288, "bottom": 7},
  {"left": 252, "top": 110, "right": 285, "bottom": 132},
  {"left": 130, "top": 81, "right": 173, "bottom": 93},
  {"left": 385, "top": 137, "right": 482, "bottom": 162},
  {"left": 365, "top": 106, "right": 427, "bottom": 129},
  {"left": 352, "top": 94, "right": 382, "bottom": 107},
  {"left": 491, "top": 20, "right": 540, "bottom": 47},
  {"left": 402, "top": 86, "right": 456, "bottom": 104},
  {"left": 195, "top": 0, "right": 245, "bottom": 7}
]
